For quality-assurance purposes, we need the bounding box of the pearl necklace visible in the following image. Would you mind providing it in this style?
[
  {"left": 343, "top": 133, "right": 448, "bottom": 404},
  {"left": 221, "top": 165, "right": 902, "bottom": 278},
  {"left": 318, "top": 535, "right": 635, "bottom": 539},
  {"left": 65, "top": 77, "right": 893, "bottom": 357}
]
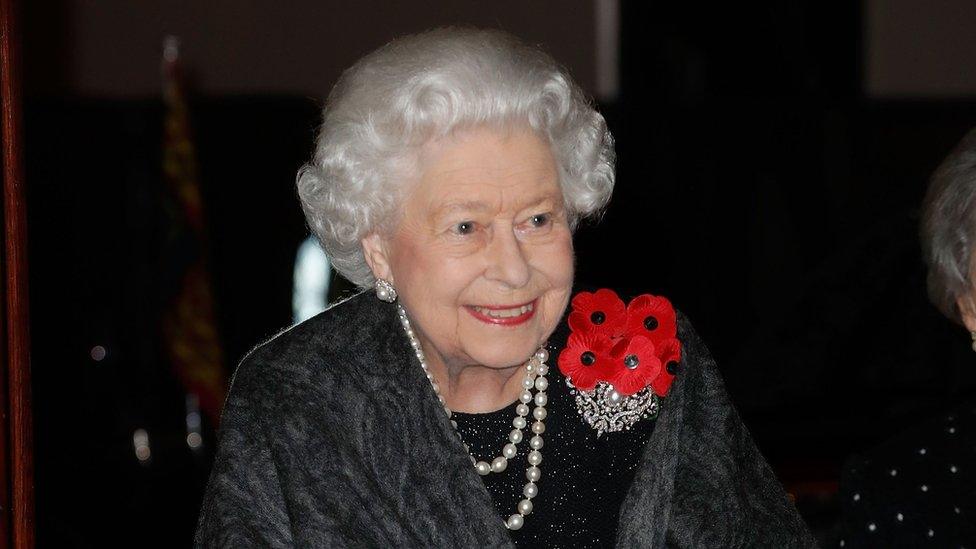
[{"left": 396, "top": 305, "right": 549, "bottom": 531}]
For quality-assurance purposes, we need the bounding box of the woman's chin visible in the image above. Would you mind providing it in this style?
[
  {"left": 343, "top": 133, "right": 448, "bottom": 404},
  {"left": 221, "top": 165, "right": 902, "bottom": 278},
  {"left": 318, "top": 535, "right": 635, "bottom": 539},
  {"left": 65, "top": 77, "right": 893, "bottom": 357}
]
[
  {"left": 476, "top": 341, "right": 544, "bottom": 369},
  {"left": 453, "top": 295, "right": 564, "bottom": 369}
]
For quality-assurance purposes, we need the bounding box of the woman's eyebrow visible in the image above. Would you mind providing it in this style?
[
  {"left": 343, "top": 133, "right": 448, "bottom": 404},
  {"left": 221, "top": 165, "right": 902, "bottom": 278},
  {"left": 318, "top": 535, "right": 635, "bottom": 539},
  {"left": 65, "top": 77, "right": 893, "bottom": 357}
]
[
  {"left": 432, "top": 190, "right": 561, "bottom": 217},
  {"left": 518, "top": 194, "right": 561, "bottom": 211},
  {"left": 435, "top": 200, "right": 491, "bottom": 214}
]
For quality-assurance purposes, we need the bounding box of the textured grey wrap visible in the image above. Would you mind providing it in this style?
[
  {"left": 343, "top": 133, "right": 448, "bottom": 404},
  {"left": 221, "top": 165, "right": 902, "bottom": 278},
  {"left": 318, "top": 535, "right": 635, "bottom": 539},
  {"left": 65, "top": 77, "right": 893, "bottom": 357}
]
[{"left": 195, "top": 291, "right": 815, "bottom": 547}]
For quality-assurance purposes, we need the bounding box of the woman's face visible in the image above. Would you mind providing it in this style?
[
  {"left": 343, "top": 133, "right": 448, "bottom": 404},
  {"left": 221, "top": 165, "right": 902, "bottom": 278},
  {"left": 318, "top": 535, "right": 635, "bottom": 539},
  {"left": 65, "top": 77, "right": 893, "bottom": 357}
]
[
  {"left": 960, "top": 256, "right": 976, "bottom": 332},
  {"left": 364, "top": 126, "right": 574, "bottom": 372}
]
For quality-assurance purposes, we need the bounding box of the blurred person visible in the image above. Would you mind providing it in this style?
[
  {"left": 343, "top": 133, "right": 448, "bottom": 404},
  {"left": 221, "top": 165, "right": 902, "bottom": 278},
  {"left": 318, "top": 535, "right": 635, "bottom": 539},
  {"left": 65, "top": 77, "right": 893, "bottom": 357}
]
[
  {"left": 293, "top": 235, "right": 331, "bottom": 323},
  {"left": 195, "top": 28, "right": 813, "bottom": 547},
  {"left": 832, "top": 129, "right": 976, "bottom": 547}
]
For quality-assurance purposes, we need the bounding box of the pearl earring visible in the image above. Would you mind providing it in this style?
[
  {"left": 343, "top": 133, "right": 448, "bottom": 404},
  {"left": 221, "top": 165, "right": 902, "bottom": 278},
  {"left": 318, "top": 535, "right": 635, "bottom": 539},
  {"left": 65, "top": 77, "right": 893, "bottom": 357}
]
[
  {"left": 971, "top": 331, "right": 976, "bottom": 353},
  {"left": 375, "top": 278, "right": 397, "bottom": 303}
]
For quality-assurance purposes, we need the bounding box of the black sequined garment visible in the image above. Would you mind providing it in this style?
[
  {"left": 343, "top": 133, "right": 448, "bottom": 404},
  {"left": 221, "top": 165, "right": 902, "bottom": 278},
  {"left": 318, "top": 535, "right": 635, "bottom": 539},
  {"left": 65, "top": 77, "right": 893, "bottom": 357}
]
[
  {"left": 452, "top": 319, "right": 656, "bottom": 547},
  {"left": 831, "top": 400, "right": 976, "bottom": 547}
]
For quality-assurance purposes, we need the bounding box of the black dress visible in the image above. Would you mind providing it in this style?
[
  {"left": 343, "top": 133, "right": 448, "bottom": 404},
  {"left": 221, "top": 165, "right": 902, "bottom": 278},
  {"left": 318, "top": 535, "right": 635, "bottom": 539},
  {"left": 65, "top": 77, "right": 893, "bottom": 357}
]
[
  {"left": 831, "top": 401, "right": 976, "bottom": 547},
  {"left": 453, "top": 350, "right": 656, "bottom": 547}
]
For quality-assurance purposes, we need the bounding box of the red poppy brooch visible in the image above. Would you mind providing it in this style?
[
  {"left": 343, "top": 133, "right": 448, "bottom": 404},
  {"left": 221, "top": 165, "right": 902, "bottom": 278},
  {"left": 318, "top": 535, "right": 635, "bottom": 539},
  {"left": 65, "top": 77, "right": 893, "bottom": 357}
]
[{"left": 557, "top": 289, "right": 682, "bottom": 436}]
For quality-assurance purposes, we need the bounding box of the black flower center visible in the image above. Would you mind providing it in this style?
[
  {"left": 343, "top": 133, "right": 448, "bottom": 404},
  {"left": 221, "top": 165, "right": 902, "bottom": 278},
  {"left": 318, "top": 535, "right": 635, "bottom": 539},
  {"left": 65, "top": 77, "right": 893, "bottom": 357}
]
[
  {"left": 580, "top": 351, "right": 596, "bottom": 366},
  {"left": 643, "top": 315, "right": 659, "bottom": 330},
  {"left": 666, "top": 361, "right": 680, "bottom": 375},
  {"left": 624, "top": 354, "right": 640, "bottom": 369},
  {"left": 590, "top": 311, "right": 606, "bottom": 325}
]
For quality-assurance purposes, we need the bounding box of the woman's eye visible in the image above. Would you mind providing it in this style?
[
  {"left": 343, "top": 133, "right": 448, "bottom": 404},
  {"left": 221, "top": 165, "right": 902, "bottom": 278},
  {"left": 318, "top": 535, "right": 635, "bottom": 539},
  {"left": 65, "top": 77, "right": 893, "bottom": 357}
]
[
  {"left": 454, "top": 221, "right": 475, "bottom": 235},
  {"left": 529, "top": 213, "right": 551, "bottom": 227}
]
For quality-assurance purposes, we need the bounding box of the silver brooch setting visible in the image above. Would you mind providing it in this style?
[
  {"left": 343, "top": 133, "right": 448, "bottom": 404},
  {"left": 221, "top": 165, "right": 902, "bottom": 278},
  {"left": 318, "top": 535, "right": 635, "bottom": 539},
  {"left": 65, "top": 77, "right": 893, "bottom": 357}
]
[{"left": 567, "top": 379, "right": 659, "bottom": 437}]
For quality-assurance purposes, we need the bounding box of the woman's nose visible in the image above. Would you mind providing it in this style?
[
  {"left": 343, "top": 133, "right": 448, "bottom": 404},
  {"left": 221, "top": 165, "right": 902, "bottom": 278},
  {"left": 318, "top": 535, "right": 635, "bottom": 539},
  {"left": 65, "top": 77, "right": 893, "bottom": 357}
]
[{"left": 485, "top": 226, "right": 531, "bottom": 289}]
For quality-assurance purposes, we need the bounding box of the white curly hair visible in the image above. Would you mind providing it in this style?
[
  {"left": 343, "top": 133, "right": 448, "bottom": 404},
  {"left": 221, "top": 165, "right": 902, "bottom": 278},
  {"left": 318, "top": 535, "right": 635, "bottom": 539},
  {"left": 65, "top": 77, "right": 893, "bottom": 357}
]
[
  {"left": 296, "top": 27, "right": 616, "bottom": 288},
  {"left": 922, "top": 127, "right": 976, "bottom": 323}
]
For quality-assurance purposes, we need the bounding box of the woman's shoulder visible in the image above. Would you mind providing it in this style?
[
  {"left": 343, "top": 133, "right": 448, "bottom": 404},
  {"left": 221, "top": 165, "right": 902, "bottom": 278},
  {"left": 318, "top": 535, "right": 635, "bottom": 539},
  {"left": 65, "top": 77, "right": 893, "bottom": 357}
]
[
  {"left": 228, "top": 291, "right": 395, "bottom": 399},
  {"left": 244, "top": 290, "right": 371, "bottom": 359}
]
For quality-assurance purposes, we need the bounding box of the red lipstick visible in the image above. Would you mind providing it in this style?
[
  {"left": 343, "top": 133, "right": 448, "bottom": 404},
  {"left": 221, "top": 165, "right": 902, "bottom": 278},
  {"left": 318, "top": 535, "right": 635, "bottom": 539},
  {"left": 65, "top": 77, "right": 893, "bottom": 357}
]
[{"left": 465, "top": 300, "right": 537, "bottom": 326}]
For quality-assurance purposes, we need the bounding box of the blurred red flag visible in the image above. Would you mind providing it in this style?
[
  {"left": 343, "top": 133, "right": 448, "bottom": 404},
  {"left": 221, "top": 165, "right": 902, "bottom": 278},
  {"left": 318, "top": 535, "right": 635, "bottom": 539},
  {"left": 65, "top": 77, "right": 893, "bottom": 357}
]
[{"left": 161, "top": 37, "right": 227, "bottom": 425}]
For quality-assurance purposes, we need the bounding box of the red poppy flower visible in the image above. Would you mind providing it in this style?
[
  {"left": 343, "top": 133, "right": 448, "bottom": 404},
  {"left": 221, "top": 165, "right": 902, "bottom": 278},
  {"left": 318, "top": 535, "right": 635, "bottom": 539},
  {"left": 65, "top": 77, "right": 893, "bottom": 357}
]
[
  {"left": 625, "top": 294, "right": 677, "bottom": 345},
  {"left": 558, "top": 331, "right": 614, "bottom": 391},
  {"left": 607, "top": 335, "right": 662, "bottom": 397},
  {"left": 651, "top": 338, "right": 681, "bottom": 397},
  {"left": 568, "top": 289, "right": 626, "bottom": 338}
]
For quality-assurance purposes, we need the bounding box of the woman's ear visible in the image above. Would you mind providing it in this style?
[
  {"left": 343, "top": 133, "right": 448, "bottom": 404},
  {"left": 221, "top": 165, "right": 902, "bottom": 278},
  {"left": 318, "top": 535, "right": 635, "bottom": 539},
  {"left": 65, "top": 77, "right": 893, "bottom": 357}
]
[
  {"left": 956, "top": 284, "right": 976, "bottom": 332},
  {"left": 958, "top": 295, "right": 976, "bottom": 333},
  {"left": 362, "top": 233, "right": 394, "bottom": 284}
]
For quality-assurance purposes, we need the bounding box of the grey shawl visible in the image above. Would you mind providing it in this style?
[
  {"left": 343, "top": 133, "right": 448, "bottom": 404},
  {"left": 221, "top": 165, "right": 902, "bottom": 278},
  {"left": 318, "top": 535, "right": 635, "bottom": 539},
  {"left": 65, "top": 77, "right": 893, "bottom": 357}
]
[{"left": 195, "top": 292, "right": 815, "bottom": 547}]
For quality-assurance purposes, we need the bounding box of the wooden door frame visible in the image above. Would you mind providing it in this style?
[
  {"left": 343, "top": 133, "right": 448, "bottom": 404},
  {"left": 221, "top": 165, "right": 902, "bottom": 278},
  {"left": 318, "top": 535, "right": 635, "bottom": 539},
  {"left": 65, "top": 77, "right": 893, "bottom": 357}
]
[{"left": 1, "top": 0, "right": 34, "bottom": 545}]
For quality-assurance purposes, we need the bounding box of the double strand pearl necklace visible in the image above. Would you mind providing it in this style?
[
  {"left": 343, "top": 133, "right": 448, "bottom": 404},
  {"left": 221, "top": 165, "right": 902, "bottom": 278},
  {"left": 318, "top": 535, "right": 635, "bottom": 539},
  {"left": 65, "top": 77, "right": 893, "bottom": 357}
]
[{"left": 396, "top": 305, "right": 549, "bottom": 531}]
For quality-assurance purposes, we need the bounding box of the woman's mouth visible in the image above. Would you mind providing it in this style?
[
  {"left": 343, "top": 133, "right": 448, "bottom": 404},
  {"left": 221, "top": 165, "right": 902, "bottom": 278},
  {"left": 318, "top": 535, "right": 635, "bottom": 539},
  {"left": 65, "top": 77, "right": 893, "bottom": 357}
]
[{"left": 465, "top": 300, "right": 537, "bottom": 325}]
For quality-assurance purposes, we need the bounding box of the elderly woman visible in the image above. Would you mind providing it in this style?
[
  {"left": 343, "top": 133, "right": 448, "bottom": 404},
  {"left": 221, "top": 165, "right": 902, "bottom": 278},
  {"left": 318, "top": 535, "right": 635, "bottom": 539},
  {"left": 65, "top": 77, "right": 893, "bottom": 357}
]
[
  {"left": 196, "top": 28, "right": 812, "bottom": 547},
  {"left": 831, "top": 129, "right": 976, "bottom": 547}
]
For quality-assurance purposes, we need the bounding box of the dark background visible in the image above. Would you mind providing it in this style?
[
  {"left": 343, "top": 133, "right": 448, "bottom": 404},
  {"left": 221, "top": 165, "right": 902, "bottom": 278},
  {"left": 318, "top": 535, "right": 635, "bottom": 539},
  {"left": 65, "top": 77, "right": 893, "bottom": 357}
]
[{"left": 23, "top": 0, "right": 976, "bottom": 545}]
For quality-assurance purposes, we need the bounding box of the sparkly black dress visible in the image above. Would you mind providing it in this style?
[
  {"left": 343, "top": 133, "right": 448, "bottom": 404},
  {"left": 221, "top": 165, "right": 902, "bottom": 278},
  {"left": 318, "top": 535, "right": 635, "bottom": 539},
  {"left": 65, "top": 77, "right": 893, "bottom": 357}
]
[
  {"left": 452, "top": 318, "right": 657, "bottom": 547},
  {"left": 831, "top": 401, "right": 976, "bottom": 547}
]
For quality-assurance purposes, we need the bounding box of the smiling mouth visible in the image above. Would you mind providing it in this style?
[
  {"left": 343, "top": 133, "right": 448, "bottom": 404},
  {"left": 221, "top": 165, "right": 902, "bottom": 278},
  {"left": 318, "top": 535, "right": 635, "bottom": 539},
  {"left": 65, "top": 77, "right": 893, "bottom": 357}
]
[{"left": 466, "top": 300, "right": 537, "bottom": 325}]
